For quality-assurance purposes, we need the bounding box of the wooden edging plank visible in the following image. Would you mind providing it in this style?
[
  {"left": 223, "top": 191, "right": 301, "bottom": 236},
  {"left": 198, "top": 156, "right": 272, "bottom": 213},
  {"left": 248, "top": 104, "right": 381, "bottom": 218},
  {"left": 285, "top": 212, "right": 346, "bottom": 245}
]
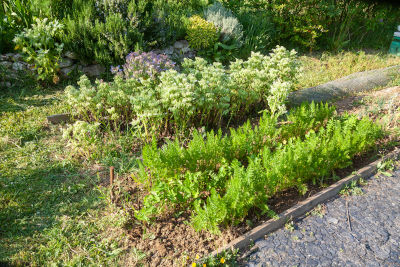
[
  {"left": 210, "top": 148, "right": 400, "bottom": 257},
  {"left": 47, "top": 113, "right": 71, "bottom": 124}
]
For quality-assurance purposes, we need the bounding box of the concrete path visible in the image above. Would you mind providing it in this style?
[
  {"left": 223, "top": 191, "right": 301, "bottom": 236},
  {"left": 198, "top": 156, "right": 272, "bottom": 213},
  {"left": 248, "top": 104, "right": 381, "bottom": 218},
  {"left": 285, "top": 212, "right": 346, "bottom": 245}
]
[{"left": 245, "top": 164, "right": 400, "bottom": 266}]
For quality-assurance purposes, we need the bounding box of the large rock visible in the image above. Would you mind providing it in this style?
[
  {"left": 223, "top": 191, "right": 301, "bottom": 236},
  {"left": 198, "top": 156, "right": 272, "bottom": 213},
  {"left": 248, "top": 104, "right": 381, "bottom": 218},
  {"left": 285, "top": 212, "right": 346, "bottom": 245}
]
[
  {"left": 174, "top": 40, "right": 187, "bottom": 49},
  {"left": 64, "top": 51, "right": 78, "bottom": 60},
  {"left": 59, "top": 58, "right": 74, "bottom": 68},
  {"left": 288, "top": 65, "right": 400, "bottom": 106},
  {"left": 82, "top": 64, "right": 105, "bottom": 77},
  {"left": 12, "top": 54, "right": 23, "bottom": 62},
  {"left": 0, "top": 61, "right": 13, "bottom": 69},
  {"left": 12, "top": 62, "right": 25, "bottom": 71}
]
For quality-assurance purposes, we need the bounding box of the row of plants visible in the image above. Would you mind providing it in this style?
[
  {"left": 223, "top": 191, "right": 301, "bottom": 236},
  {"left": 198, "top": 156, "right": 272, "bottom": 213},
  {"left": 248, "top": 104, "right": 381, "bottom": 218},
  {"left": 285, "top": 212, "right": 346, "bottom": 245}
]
[
  {"left": 2, "top": 0, "right": 400, "bottom": 83},
  {"left": 64, "top": 46, "right": 299, "bottom": 138},
  {"left": 128, "top": 100, "right": 383, "bottom": 233},
  {"left": 134, "top": 103, "right": 383, "bottom": 233}
]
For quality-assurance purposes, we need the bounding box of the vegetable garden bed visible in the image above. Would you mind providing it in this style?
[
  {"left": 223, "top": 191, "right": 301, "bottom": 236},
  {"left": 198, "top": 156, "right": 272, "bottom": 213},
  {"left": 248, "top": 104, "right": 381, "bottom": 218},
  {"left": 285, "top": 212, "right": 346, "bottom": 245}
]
[{"left": 107, "top": 95, "right": 399, "bottom": 265}]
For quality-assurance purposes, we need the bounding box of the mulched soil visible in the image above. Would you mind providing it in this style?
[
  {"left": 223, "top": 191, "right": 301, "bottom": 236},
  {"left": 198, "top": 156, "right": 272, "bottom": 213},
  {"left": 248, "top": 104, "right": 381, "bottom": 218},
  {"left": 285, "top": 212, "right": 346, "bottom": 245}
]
[{"left": 108, "top": 87, "right": 400, "bottom": 266}]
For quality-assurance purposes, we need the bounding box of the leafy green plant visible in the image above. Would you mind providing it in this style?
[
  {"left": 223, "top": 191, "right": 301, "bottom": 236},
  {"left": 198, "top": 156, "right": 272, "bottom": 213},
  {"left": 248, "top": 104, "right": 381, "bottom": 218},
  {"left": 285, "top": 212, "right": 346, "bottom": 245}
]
[
  {"left": 377, "top": 158, "right": 395, "bottom": 177},
  {"left": 186, "top": 15, "right": 219, "bottom": 50},
  {"left": 61, "top": 0, "right": 147, "bottom": 65},
  {"left": 13, "top": 17, "right": 64, "bottom": 83},
  {"left": 340, "top": 180, "right": 363, "bottom": 196},
  {"left": 134, "top": 102, "right": 338, "bottom": 227},
  {"left": 1, "top": 0, "right": 34, "bottom": 53},
  {"left": 192, "top": 115, "right": 382, "bottom": 232},
  {"left": 66, "top": 46, "right": 300, "bottom": 135}
]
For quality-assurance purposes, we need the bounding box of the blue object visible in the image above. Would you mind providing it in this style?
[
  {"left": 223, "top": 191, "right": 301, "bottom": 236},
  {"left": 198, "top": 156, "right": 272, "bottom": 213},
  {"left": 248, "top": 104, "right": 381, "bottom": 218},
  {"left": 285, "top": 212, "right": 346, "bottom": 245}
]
[{"left": 389, "top": 36, "right": 400, "bottom": 56}]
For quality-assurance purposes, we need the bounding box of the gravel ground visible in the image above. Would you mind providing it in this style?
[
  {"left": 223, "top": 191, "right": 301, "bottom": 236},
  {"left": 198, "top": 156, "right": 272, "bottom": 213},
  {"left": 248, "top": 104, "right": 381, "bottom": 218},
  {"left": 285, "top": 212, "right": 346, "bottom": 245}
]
[{"left": 245, "top": 166, "right": 400, "bottom": 267}]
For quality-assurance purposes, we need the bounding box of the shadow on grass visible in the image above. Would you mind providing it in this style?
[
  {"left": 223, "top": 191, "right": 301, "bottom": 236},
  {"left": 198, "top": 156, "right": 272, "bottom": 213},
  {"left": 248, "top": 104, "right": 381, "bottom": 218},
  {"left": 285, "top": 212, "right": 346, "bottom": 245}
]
[
  {"left": 0, "top": 159, "right": 102, "bottom": 263},
  {"left": 0, "top": 83, "right": 63, "bottom": 114}
]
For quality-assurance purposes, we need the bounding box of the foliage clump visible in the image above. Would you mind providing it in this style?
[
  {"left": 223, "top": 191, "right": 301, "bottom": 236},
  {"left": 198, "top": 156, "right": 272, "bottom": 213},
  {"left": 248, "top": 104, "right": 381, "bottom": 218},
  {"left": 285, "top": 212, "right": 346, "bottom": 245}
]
[
  {"left": 111, "top": 51, "right": 176, "bottom": 81},
  {"left": 13, "top": 17, "right": 64, "bottom": 83},
  {"left": 65, "top": 46, "right": 299, "bottom": 133},
  {"left": 186, "top": 15, "right": 219, "bottom": 50},
  {"left": 133, "top": 102, "right": 383, "bottom": 232},
  {"left": 204, "top": 1, "right": 243, "bottom": 46}
]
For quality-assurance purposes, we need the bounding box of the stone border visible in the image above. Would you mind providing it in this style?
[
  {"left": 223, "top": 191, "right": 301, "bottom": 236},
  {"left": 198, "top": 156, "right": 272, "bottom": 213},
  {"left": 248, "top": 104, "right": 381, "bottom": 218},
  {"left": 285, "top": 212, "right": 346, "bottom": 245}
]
[{"left": 210, "top": 148, "right": 400, "bottom": 257}]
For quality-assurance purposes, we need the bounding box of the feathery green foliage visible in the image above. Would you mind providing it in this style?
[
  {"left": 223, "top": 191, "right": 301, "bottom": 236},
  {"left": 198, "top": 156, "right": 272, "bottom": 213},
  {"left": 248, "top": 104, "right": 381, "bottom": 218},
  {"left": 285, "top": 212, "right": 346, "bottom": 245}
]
[
  {"left": 192, "top": 114, "right": 382, "bottom": 232},
  {"left": 135, "top": 102, "right": 340, "bottom": 225}
]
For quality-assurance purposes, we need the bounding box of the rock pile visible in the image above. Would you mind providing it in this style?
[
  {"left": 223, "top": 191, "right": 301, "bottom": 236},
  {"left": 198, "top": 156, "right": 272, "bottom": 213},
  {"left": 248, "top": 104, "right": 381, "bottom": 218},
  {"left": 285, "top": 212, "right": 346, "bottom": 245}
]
[
  {"left": 0, "top": 51, "right": 105, "bottom": 81},
  {"left": 153, "top": 40, "right": 196, "bottom": 62}
]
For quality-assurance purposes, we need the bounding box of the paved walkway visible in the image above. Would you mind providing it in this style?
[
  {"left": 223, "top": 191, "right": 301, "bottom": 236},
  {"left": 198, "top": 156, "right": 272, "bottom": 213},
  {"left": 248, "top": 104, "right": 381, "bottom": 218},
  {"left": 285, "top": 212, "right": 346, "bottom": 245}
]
[{"left": 245, "top": 166, "right": 400, "bottom": 266}]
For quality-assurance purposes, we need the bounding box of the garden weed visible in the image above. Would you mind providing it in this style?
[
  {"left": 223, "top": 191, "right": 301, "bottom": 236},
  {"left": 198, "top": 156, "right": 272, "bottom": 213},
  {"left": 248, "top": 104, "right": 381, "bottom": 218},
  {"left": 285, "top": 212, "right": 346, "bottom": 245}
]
[
  {"left": 377, "top": 158, "right": 395, "bottom": 177},
  {"left": 340, "top": 180, "right": 364, "bottom": 196}
]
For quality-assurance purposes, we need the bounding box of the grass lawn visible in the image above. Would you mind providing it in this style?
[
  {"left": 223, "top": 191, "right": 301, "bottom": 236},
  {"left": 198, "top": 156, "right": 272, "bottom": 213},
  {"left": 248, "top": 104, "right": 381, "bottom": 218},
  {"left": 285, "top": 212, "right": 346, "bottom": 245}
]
[{"left": 0, "top": 50, "right": 399, "bottom": 266}]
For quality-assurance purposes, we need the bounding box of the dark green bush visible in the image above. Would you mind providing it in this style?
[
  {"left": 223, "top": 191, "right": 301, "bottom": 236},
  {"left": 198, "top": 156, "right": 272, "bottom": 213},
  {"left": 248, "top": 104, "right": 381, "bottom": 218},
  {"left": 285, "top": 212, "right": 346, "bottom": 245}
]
[
  {"left": 1, "top": 0, "right": 34, "bottom": 53},
  {"left": 61, "top": 0, "right": 209, "bottom": 66},
  {"left": 222, "top": 0, "right": 400, "bottom": 54}
]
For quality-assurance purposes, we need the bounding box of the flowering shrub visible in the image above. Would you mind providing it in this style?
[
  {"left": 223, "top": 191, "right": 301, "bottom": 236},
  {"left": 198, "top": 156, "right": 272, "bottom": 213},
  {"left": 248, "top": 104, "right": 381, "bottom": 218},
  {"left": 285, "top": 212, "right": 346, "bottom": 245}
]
[
  {"left": 66, "top": 46, "right": 299, "bottom": 134},
  {"left": 186, "top": 15, "right": 219, "bottom": 50},
  {"left": 159, "top": 57, "right": 230, "bottom": 126},
  {"left": 229, "top": 46, "right": 299, "bottom": 115},
  {"left": 13, "top": 18, "right": 64, "bottom": 83},
  {"left": 204, "top": 2, "right": 243, "bottom": 46},
  {"left": 111, "top": 51, "right": 176, "bottom": 81}
]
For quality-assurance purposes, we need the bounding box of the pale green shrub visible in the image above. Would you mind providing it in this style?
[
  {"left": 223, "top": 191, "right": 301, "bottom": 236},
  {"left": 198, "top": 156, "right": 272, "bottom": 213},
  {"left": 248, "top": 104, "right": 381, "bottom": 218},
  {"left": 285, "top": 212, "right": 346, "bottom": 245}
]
[
  {"left": 159, "top": 57, "right": 230, "bottom": 125},
  {"left": 65, "top": 46, "right": 299, "bottom": 135},
  {"left": 229, "top": 46, "right": 299, "bottom": 115},
  {"left": 204, "top": 1, "right": 243, "bottom": 45},
  {"left": 65, "top": 75, "right": 161, "bottom": 125}
]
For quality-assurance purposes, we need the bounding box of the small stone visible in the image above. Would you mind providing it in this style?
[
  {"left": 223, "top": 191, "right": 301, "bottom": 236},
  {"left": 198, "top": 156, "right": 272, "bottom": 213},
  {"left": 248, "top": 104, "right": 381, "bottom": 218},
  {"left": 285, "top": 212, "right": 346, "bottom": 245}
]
[
  {"left": 12, "top": 54, "right": 23, "bottom": 62},
  {"left": 82, "top": 64, "right": 105, "bottom": 77},
  {"left": 64, "top": 51, "right": 78, "bottom": 60},
  {"left": 163, "top": 46, "right": 174, "bottom": 55},
  {"left": 59, "top": 58, "right": 74, "bottom": 68},
  {"left": 4, "top": 53, "right": 15, "bottom": 60},
  {"left": 0, "top": 61, "right": 13, "bottom": 69},
  {"left": 174, "top": 41, "right": 184, "bottom": 49},
  {"left": 47, "top": 113, "right": 71, "bottom": 124},
  {"left": 60, "top": 65, "right": 76, "bottom": 77},
  {"left": 12, "top": 62, "right": 25, "bottom": 71},
  {"left": 0, "top": 82, "right": 11, "bottom": 87},
  {"left": 327, "top": 217, "right": 339, "bottom": 224}
]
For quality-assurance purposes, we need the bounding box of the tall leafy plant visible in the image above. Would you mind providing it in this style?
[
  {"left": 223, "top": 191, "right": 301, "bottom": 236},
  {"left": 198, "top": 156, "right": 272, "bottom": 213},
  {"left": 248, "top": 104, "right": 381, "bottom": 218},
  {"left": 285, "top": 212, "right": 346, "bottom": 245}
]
[{"left": 13, "top": 18, "right": 64, "bottom": 83}]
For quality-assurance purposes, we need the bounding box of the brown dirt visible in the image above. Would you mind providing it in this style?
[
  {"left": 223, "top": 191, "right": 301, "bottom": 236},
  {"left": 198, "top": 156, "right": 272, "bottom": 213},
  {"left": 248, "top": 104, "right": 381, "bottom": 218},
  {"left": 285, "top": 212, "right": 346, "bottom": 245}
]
[{"left": 112, "top": 87, "right": 400, "bottom": 266}]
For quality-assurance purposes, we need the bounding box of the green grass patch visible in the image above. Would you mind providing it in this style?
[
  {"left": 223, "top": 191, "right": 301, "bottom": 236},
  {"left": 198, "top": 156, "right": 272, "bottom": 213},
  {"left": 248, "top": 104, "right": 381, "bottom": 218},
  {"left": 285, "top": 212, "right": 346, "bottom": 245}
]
[
  {"left": 297, "top": 51, "right": 400, "bottom": 89},
  {"left": 0, "top": 84, "right": 133, "bottom": 265}
]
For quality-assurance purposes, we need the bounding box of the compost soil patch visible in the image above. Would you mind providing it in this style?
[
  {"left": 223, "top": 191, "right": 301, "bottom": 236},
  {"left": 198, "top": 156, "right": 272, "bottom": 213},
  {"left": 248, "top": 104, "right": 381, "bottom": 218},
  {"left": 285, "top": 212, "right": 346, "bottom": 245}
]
[{"left": 114, "top": 87, "right": 400, "bottom": 266}]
